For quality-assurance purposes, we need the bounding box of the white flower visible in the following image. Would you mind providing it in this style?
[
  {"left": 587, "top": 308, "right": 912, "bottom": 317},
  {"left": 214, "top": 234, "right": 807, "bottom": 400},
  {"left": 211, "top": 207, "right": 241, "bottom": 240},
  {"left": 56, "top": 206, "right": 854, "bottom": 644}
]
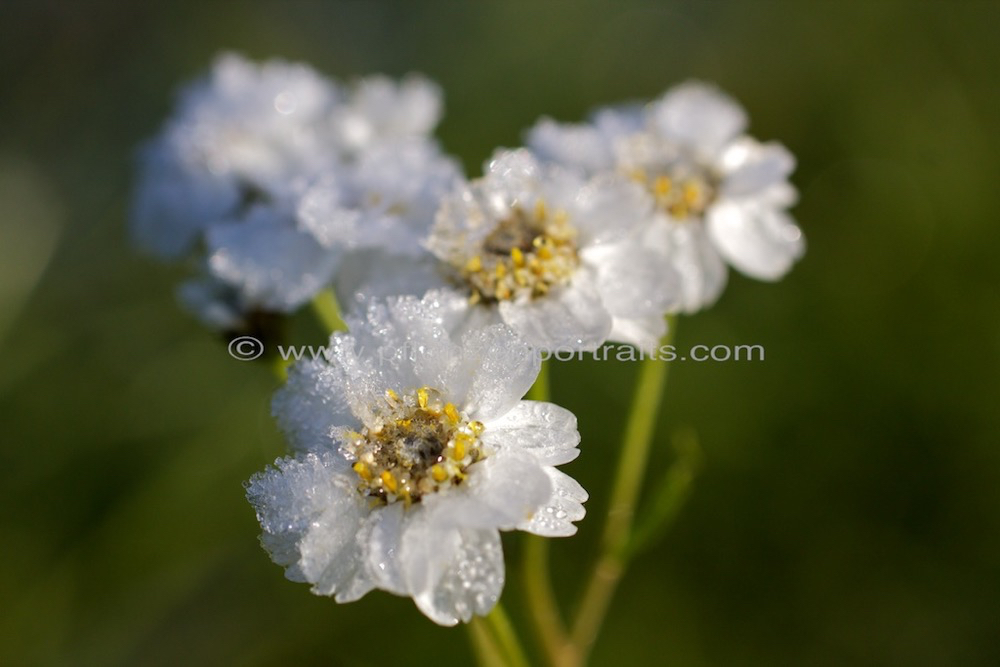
[
  {"left": 336, "top": 149, "right": 679, "bottom": 352},
  {"left": 205, "top": 201, "right": 342, "bottom": 314},
  {"left": 527, "top": 81, "right": 805, "bottom": 312},
  {"left": 131, "top": 53, "right": 456, "bottom": 330},
  {"left": 246, "top": 294, "right": 586, "bottom": 625},
  {"left": 297, "top": 140, "right": 462, "bottom": 259},
  {"left": 131, "top": 52, "right": 341, "bottom": 260},
  {"left": 329, "top": 75, "right": 444, "bottom": 155}
]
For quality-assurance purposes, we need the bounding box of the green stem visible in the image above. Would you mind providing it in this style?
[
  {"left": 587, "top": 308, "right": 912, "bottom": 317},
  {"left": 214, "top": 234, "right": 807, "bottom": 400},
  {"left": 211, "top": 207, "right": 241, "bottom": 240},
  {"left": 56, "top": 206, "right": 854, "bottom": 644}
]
[
  {"left": 524, "top": 531, "right": 577, "bottom": 667},
  {"left": 485, "top": 603, "right": 532, "bottom": 667},
  {"left": 468, "top": 616, "right": 507, "bottom": 667},
  {"left": 571, "top": 317, "right": 677, "bottom": 660},
  {"left": 310, "top": 287, "right": 347, "bottom": 333}
]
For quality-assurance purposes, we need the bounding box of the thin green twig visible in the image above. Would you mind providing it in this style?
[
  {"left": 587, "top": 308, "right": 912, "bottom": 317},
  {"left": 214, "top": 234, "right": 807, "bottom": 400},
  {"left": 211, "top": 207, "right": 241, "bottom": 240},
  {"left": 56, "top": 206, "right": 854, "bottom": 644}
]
[
  {"left": 485, "top": 603, "right": 532, "bottom": 667},
  {"left": 625, "top": 428, "right": 701, "bottom": 560},
  {"left": 468, "top": 616, "right": 507, "bottom": 667},
  {"left": 571, "top": 317, "right": 676, "bottom": 660}
]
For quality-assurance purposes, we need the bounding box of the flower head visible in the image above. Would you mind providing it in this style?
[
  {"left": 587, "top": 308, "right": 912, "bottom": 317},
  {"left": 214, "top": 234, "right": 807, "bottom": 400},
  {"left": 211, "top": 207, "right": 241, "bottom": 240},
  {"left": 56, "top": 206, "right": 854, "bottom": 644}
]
[
  {"left": 338, "top": 149, "right": 679, "bottom": 352},
  {"left": 130, "top": 53, "right": 454, "bottom": 331},
  {"left": 528, "top": 81, "right": 804, "bottom": 312},
  {"left": 131, "top": 53, "right": 341, "bottom": 259},
  {"left": 247, "top": 294, "right": 586, "bottom": 625}
]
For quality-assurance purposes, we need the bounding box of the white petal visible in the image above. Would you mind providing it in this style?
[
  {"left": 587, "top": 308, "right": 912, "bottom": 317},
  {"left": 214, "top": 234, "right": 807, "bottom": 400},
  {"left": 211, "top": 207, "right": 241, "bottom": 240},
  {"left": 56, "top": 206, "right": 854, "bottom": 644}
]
[
  {"left": 719, "top": 138, "right": 796, "bottom": 198},
  {"left": 130, "top": 140, "right": 239, "bottom": 259},
  {"left": 570, "top": 175, "right": 654, "bottom": 246},
  {"left": 584, "top": 240, "right": 680, "bottom": 319},
  {"left": 333, "top": 75, "right": 442, "bottom": 153},
  {"left": 296, "top": 175, "right": 363, "bottom": 248},
  {"left": 651, "top": 82, "right": 748, "bottom": 155},
  {"left": 590, "top": 104, "right": 646, "bottom": 138},
  {"left": 526, "top": 117, "right": 616, "bottom": 174},
  {"left": 480, "top": 401, "right": 581, "bottom": 465},
  {"left": 207, "top": 207, "right": 340, "bottom": 312},
  {"left": 707, "top": 201, "right": 805, "bottom": 281},
  {"left": 347, "top": 140, "right": 462, "bottom": 256},
  {"left": 431, "top": 452, "right": 553, "bottom": 530},
  {"left": 285, "top": 330, "right": 405, "bottom": 427},
  {"left": 364, "top": 503, "right": 407, "bottom": 595},
  {"left": 407, "top": 526, "right": 505, "bottom": 626},
  {"left": 447, "top": 323, "right": 541, "bottom": 422},
  {"left": 519, "top": 468, "right": 588, "bottom": 537},
  {"left": 498, "top": 273, "right": 613, "bottom": 352},
  {"left": 271, "top": 357, "right": 357, "bottom": 454},
  {"left": 245, "top": 453, "right": 372, "bottom": 599},
  {"left": 644, "top": 221, "right": 728, "bottom": 313},
  {"left": 398, "top": 514, "right": 461, "bottom": 620},
  {"left": 332, "top": 250, "right": 446, "bottom": 315},
  {"left": 608, "top": 315, "right": 667, "bottom": 353}
]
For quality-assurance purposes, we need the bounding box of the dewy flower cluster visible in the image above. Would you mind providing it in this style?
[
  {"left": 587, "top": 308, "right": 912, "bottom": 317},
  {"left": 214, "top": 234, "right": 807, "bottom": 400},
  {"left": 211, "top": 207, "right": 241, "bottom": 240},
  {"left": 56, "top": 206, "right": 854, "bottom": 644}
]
[{"left": 131, "top": 53, "right": 804, "bottom": 627}]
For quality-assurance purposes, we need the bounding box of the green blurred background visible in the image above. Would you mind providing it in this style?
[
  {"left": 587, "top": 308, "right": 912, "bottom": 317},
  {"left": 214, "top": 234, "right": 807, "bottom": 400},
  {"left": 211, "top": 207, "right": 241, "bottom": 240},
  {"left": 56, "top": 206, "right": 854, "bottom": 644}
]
[{"left": 2, "top": 1, "right": 998, "bottom": 665}]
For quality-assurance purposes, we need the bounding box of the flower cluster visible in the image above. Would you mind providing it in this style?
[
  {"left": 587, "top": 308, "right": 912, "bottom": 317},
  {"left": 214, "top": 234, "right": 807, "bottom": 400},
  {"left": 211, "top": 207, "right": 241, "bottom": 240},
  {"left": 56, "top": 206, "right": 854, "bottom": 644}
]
[
  {"left": 132, "top": 54, "right": 803, "bottom": 626},
  {"left": 131, "top": 53, "right": 459, "bottom": 334}
]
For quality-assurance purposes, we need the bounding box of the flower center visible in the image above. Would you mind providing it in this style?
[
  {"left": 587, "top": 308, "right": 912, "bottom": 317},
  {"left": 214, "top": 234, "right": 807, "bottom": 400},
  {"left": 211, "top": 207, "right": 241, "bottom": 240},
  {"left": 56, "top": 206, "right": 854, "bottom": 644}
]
[
  {"left": 629, "top": 167, "right": 716, "bottom": 221},
  {"left": 458, "top": 200, "right": 579, "bottom": 304},
  {"left": 347, "top": 387, "right": 485, "bottom": 505}
]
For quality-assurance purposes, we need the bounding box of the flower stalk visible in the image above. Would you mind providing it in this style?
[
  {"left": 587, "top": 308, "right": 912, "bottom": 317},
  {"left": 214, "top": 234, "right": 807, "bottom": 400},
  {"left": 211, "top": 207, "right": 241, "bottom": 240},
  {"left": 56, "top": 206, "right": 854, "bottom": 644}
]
[{"left": 570, "top": 317, "right": 676, "bottom": 661}]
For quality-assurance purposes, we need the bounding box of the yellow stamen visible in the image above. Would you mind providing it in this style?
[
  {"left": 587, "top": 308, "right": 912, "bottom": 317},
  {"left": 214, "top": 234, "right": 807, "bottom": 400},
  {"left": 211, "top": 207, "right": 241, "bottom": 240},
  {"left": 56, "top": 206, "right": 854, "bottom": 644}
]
[
  {"left": 431, "top": 464, "right": 448, "bottom": 482},
  {"left": 469, "top": 421, "right": 485, "bottom": 435},
  {"left": 683, "top": 182, "right": 701, "bottom": 205},
  {"left": 353, "top": 461, "right": 373, "bottom": 481},
  {"left": 380, "top": 470, "right": 398, "bottom": 494},
  {"left": 444, "top": 403, "right": 460, "bottom": 424},
  {"left": 511, "top": 247, "right": 525, "bottom": 267},
  {"left": 452, "top": 434, "right": 469, "bottom": 460},
  {"left": 417, "top": 387, "right": 429, "bottom": 409},
  {"left": 465, "top": 255, "right": 483, "bottom": 273},
  {"left": 654, "top": 175, "right": 672, "bottom": 196},
  {"left": 533, "top": 200, "right": 548, "bottom": 221}
]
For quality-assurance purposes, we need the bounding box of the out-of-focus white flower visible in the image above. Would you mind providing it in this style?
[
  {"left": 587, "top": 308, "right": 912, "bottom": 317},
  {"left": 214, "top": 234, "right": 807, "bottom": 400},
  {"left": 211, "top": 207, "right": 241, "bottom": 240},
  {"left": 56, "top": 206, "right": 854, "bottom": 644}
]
[
  {"left": 298, "top": 140, "right": 462, "bottom": 258},
  {"left": 131, "top": 53, "right": 341, "bottom": 260},
  {"left": 329, "top": 75, "right": 444, "bottom": 155},
  {"left": 206, "top": 202, "right": 342, "bottom": 313},
  {"left": 131, "top": 53, "right": 455, "bottom": 331},
  {"left": 247, "top": 294, "right": 586, "bottom": 625},
  {"left": 527, "top": 82, "right": 804, "bottom": 313},
  {"left": 337, "top": 149, "right": 679, "bottom": 352}
]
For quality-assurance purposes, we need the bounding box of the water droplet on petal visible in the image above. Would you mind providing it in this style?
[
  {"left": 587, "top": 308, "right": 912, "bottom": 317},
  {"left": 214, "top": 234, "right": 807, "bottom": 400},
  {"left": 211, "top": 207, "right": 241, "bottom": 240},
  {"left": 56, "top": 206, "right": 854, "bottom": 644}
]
[{"left": 274, "top": 91, "right": 297, "bottom": 115}]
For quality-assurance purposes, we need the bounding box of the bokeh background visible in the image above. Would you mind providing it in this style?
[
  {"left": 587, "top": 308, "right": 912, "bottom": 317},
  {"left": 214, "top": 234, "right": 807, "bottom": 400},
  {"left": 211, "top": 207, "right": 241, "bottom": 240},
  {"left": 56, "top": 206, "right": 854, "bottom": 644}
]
[{"left": 2, "top": 1, "right": 998, "bottom": 665}]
